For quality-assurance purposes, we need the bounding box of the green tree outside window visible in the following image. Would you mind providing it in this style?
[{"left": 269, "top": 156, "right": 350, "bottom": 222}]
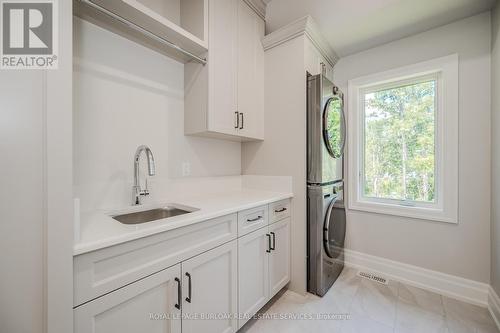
[{"left": 363, "top": 80, "right": 436, "bottom": 203}]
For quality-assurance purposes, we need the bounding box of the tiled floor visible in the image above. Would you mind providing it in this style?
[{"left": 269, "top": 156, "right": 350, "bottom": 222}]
[{"left": 240, "top": 267, "right": 499, "bottom": 333}]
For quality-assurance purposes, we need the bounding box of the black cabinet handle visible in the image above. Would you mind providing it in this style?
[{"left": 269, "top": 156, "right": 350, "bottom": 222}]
[
  {"left": 235, "top": 111, "right": 239, "bottom": 129},
  {"left": 174, "top": 277, "right": 181, "bottom": 310},
  {"left": 240, "top": 112, "right": 244, "bottom": 129},
  {"left": 270, "top": 232, "right": 276, "bottom": 250},
  {"left": 247, "top": 215, "right": 263, "bottom": 223},
  {"left": 274, "top": 207, "right": 287, "bottom": 213},
  {"left": 185, "top": 272, "right": 192, "bottom": 303},
  {"left": 266, "top": 234, "right": 271, "bottom": 253}
]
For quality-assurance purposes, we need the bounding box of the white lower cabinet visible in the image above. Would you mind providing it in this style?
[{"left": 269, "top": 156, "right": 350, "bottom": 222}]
[
  {"left": 182, "top": 240, "right": 238, "bottom": 333},
  {"left": 75, "top": 241, "right": 238, "bottom": 333},
  {"left": 74, "top": 264, "right": 182, "bottom": 333},
  {"left": 237, "top": 226, "right": 270, "bottom": 328},
  {"left": 269, "top": 218, "right": 291, "bottom": 298},
  {"left": 74, "top": 200, "right": 291, "bottom": 333},
  {"left": 238, "top": 217, "right": 291, "bottom": 328}
]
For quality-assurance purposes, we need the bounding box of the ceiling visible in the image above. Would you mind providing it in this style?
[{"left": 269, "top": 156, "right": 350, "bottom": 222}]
[{"left": 265, "top": 0, "right": 497, "bottom": 57}]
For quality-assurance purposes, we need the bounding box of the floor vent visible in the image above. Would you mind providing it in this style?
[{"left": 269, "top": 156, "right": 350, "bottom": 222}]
[{"left": 357, "top": 271, "right": 388, "bottom": 285}]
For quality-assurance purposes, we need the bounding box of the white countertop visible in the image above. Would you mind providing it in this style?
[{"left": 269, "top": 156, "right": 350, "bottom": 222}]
[{"left": 74, "top": 189, "right": 293, "bottom": 256}]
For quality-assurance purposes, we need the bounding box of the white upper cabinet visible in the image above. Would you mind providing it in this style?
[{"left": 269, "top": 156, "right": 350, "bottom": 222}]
[
  {"left": 185, "top": 0, "right": 265, "bottom": 141},
  {"left": 237, "top": 0, "right": 265, "bottom": 140},
  {"left": 207, "top": 0, "right": 239, "bottom": 136},
  {"left": 75, "top": 0, "right": 208, "bottom": 63}
]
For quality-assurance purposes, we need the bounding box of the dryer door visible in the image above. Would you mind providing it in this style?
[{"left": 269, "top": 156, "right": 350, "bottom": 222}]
[{"left": 323, "top": 196, "right": 346, "bottom": 260}]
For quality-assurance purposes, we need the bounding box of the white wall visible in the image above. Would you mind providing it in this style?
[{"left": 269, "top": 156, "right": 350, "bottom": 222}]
[
  {"left": 0, "top": 69, "right": 46, "bottom": 333},
  {"left": 334, "top": 13, "right": 492, "bottom": 282},
  {"left": 73, "top": 18, "right": 241, "bottom": 212},
  {"left": 491, "top": 4, "right": 500, "bottom": 294},
  {"left": 0, "top": 2, "right": 73, "bottom": 333}
]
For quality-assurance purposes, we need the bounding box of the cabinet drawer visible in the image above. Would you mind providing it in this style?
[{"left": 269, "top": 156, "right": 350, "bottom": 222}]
[
  {"left": 269, "top": 199, "right": 291, "bottom": 223},
  {"left": 237, "top": 205, "right": 268, "bottom": 236},
  {"left": 74, "top": 214, "right": 237, "bottom": 306}
]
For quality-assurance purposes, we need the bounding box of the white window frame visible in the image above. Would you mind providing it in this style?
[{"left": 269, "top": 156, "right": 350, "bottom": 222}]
[{"left": 347, "top": 54, "right": 458, "bottom": 223}]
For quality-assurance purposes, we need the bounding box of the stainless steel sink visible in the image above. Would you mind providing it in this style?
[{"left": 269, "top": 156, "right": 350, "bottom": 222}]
[{"left": 112, "top": 206, "right": 197, "bottom": 225}]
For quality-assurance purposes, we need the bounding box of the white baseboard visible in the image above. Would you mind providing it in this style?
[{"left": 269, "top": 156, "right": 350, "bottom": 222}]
[
  {"left": 489, "top": 286, "right": 500, "bottom": 330},
  {"left": 343, "top": 249, "right": 489, "bottom": 307}
]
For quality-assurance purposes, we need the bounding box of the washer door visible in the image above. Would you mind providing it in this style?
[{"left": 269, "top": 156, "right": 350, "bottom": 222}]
[
  {"left": 322, "top": 91, "right": 346, "bottom": 159},
  {"left": 323, "top": 197, "right": 346, "bottom": 259}
]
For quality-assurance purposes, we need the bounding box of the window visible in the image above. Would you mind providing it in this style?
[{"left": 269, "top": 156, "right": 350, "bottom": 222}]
[
  {"left": 348, "top": 55, "right": 458, "bottom": 223},
  {"left": 362, "top": 76, "right": 437, "bottom": 205}
]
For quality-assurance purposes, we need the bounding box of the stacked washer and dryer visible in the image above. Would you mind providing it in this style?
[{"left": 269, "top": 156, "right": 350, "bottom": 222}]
[{"left": 306, "top": 69, "right": 347, "bottom": 297}]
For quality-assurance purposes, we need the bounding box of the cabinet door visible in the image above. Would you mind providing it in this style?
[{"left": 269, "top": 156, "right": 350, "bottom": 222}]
[
  {"left": 269, "top": 218, "right": 291, "bottom": 298},
  {"left": 237, "top": 0, "right": 265, "bottom": 140},
  {"left": 74, "top": 264, "right": 181, "bottom": 333},
  {"left": 182, "top": 240, "right": 238, "bottom": 333},
  {"left": 208, "top": 0, "right": 238, "bottom": 135},
  {"left": 237, "top": 226, "right": 270, "bottom": 328}
]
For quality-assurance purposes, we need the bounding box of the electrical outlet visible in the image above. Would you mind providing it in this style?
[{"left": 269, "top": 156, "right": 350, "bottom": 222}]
[{"left": 182, "top": 162, "right": 191, "bottom": 176}]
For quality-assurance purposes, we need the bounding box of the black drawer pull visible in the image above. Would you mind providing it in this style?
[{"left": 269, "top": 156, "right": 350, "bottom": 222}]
[
  {"left": 174, "top": 277, "right": 181, "bottom": 309},
  {"left": 185, "top": 272, "right": 192, "bottom": 303},
  {"left": 247, "top": 216, "right": 263, "bottom": 223},
  {"left": 270, "top": 232, "right": 276, "bottom": 250},
  {"left": 274, "top": 207, "right": 287, "bottom": 213},
  {"left": 266, "top": 234, "right": 271, "bottom": 253}
]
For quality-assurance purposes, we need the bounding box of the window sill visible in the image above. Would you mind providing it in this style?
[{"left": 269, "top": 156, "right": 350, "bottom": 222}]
[{"left": 348, "top": 200, "right": 458, "bottom": 224}]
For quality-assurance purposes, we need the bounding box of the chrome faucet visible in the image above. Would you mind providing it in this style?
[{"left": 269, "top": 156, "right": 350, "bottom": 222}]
[{"left": 133, "top": 145, "right": 155, "bottom": 205}]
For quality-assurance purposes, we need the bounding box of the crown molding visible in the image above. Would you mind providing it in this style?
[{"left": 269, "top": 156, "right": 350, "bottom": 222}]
[
  {"left": 243, "top": 0, "right": 267, "bottom": 20},
  {"left": 262, "top": 15, "right": 339, "bottom": 67}
]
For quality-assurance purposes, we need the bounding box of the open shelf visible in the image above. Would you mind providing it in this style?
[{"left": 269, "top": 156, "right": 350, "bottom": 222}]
[{"left": 74, "top": 0, "right": 208, "bottom": 64}]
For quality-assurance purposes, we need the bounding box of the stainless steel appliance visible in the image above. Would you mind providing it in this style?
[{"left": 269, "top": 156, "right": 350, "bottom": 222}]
[{"left": 307, "top": 71, "right": 346, "bottom": 297}]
